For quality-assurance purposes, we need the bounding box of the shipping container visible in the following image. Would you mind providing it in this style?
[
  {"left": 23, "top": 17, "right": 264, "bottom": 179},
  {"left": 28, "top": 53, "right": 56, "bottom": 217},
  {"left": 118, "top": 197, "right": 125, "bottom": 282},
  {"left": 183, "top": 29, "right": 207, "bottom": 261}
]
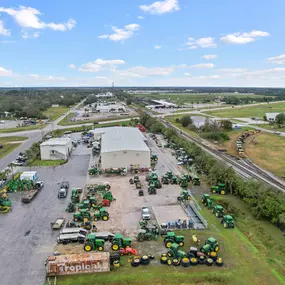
[{"left": 46, "top": 253, "right": 110, "bottom": 276}]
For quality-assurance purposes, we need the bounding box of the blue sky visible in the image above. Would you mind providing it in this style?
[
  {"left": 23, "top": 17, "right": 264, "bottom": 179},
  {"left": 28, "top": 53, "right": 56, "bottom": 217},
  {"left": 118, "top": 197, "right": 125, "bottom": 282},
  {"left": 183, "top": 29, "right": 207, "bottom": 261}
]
[{"left": 0, "top": 0, "right": 285, "bottom": 87}]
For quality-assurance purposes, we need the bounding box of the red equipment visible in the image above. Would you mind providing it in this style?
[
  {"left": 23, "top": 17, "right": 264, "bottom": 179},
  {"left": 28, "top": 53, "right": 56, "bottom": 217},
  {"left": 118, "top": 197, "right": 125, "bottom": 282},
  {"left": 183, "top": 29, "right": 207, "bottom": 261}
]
[
  {"left": 137, "top": 124, "right": 146, "bottom": 132},
  {"left": 102, "top": 199, "right": 111, "bottom": 207},
  {"left": 120, "top": 247, "right": 138, "bottom": 256}
]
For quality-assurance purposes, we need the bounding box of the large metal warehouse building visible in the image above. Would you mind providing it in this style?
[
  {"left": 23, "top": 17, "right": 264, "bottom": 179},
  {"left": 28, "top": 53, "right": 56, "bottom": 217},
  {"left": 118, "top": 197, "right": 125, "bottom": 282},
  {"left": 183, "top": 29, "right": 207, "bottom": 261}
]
[{"left": 92, "top": 127, "right": 150, "bottom": 169}]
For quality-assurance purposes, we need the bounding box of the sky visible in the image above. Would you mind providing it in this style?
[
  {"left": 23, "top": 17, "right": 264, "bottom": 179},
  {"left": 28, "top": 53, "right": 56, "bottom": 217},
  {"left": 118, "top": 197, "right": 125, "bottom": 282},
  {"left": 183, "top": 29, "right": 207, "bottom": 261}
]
[{"left": 0, "top": 0, "right": 285, "bottom": 87}]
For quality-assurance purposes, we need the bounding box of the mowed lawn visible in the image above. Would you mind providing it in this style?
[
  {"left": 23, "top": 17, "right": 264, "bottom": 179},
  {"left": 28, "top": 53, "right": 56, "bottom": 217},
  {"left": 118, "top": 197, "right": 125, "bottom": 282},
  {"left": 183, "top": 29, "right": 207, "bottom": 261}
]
[
  {"left": 0, "top": 136, "right": 28, "bottom": 159},
  {"left": 43, "top": 106, "right": 69, "bottom": 121},
  {"left": 245, "top": 132, "right": 285, "bottom": 178},
  {"left": 206, "top": 102, "right": 285, "bottom": 118},
  {"left": 57, "top": 194, "right": 284, "bottom": 285}
]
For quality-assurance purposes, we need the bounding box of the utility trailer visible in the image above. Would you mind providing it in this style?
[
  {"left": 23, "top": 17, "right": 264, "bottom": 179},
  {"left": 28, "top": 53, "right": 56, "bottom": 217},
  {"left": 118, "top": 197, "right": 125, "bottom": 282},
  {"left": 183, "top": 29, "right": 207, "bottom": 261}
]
[
  {"left": 51, "top": 218, "right": 65, "bottom": 230},
  {"left": 21, "top": 189, "right": 39, "bottom": 203}
]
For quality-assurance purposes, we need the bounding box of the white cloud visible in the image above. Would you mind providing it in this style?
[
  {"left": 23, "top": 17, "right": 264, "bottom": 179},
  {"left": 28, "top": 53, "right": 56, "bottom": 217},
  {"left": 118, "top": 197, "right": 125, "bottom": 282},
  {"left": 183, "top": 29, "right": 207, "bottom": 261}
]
[
  {"left": 29, "top": 74, "right": 66, "bottom": 81},
  {"left": 95, "top": 76, "right": 107, "bottom": 80},
  {"left": 179, "top": 63, "right": 214, "bottom": 69},
  {"left": 0, "top": 6, "right": 76, "bottom": 32},
  {"left": 117, "top": 66, "right": 173, "bottom": 77},
  {"left": 79, "top": 59, "right": 126, "bottom": 72},
  {"left": 68, "top": 64, "right": 76, "bottom": 69},
  {"left": 184, "top": 73, "right": 192, "bottom": 76},
  {"left": 21, "top": 29, "right": 40, "bottom": 39},
  {"left": 0, "top": 20, "right": 11, "bottom": 36},
  {"left": 154, "top": 45, "right": 162, "bottom": 49},
  {"left": 0, "top": 66, "right": 13, "bottom": 76},
  {"left": 140, "top": 0, "right": 179, "bottom": 14},
  {"left": 192, "top": 75, "right": 221, "bottom": 79},
  {"left": 268, "top": 54, "right": 285, "bottom": 65},
  {"left": 137, "top": 16, "right": 144, "bottom": 20},
  {"left": 218, "top": 68, "right": 247, "bottom": 73},
  {"left": 186, "top": 37, "right": 217, "bottom": 49},
  {"left": 220, "top": 30, "right": 270, "bottom": 45},
  {"left": 202, "top": 54, "right": 217, "bottom": 60},
  {"left": 98, "top": 23, "right": 140, "bottom": 42}
]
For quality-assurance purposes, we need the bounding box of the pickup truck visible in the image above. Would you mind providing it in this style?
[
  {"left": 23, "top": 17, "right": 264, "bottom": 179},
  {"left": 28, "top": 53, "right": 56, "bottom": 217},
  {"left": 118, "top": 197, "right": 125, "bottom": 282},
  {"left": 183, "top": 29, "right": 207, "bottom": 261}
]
[
  {"left": 51, "top": 218, "right": 65, "bottom": 230},
  {"left": 58, "top": 181, "right": 69, "bottom": 198},
  {"left": 142, "top": 207, "right": 151, "bottom": 220},
  {"left": 21, "top": 189, "right": 39, "bottom": 203}
]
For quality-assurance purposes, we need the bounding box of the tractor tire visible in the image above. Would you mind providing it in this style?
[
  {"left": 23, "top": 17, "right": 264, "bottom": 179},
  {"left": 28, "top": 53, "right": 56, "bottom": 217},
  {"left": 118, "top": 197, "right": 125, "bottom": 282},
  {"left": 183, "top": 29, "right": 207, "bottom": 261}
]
[
  {"left": 167, "top": 259, "right": 172, "bottom": 266},
  {"left": 201, "top": 198, "right": 204, "bottom": 203},
  {"left": 214, "top": 245, "right": 219, "bottom": 252},
  {"left": 178, "top": 241, "right": 184, "bottom": 247},
  {"left": 187, "top": 195, "right": 190, "bottom": 200},
  {"left": 79, "top": 239, "right": 85, "bottom": 244},
  {"left": 62, "top": 240, "right": 68, "bottom": 245},
  {"left": 167, "top": 251, "right": 172, "bottom": 257},
  {"left": 102, "top": 215, "right": 109, "bottom": 221},
  {"left": 206, "top": 258, "right": 214, "bottom": 266},
  {"left": 177, "top": 197, "right": 182, "bottom": 202},
  {"left": 232, "top": 223, "right": 235, "bottom": 228},
  {"left": 165, "top": 241, "right": 172, "bottom": 248},
  {"left": 98, "top": 246, "right": 104, "bottom": 251},
  {"left": 106, "top": 185, "right": 111, "bottom": 190},
  {"left": 160, "top": 256, "right": 168, "bottom": 264},
  {"left": 84, "top": 244, "right": 92, "bottom": 252},
  {"left": 94, "top": 217, "right": 98, "bottom": 222},
  {"left": 223, "top": 222, "right": 228, "bottom": 228},
  {"left": 221, "top": 190, "right": 225, "bottom": 195},
  {"left": 216, "top": 257, "right": 224, "bottom": 267},
  {"left": 149, "top": 255, "right": 155, "bottom": 260},
  {"left": 161, "top": 253, "right": 167, "bottom": 258},
  {"left": 181, "top": 257, "right": 190, "bottom": 267},
  {"left": 198, "top": 255, "right": 206, "bottom": 264},
  {"left": 210, "top": 252, "right": 217, "bottom": 261},
  {"left": 172, "top": 258, "right": 180, "bottom": 266},
  {"left": 188, "top": 252, "right": 195, "bottom": 258},
  {"left": 113, "top": 260, "right": 120, "bottom": 268},
  {"left": 74, "top": 218, "right": 78, "bottom": 222},
  {"left": 158, "top": 182, "right": 162, "bottom": 189},
  {"left": 112, "top": 244, "right": 120, "bottom": 251},
  {"left": 215, "top": 212, "right": 219, "bottom": 217},
  {"left": 131, "top": 261, "right": 140, "bottom": 267},
  {"left": 153, "top": 189, "right": 157, "bottom": 194},
  {"left": 190, "top": 257, "right": 198, "bottom": 266},
  {"left": 141, "top": 255, "right": 150, "bottom": 265}
]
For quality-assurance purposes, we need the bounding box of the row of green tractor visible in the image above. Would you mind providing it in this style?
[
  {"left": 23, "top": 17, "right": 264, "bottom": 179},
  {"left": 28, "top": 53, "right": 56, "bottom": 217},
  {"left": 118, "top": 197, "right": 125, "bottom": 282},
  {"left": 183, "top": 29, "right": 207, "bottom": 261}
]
[
  {"left": 84, "top": 233, "right": 132, "bottom": 252},
  {"left": 146, "top": 171, "right": 162, "bottom": 195},
  {"left": 201, "top": 194, "right": 235, "bottom": 229},
  {"left": 137, "top": 220, "right": 159, "bottom": 242},
  {"left": 5, "top": 179, "right": 34, "bottom": 192},
  {"left": 0, "top": 189, "right": 12, "bottom": 214},
  {"left": 89, "top": 167, "right": 127, "bottom": 176}
]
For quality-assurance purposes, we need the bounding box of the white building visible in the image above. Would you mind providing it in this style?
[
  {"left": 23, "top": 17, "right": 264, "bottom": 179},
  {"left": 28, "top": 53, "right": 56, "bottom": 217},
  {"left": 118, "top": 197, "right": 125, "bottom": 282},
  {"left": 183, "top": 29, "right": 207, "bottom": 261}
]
[
  {"left": 91, "top": 127, "right": 150, "bottom": 169},
  {"left": 40, "top": 138, "right": 72, "bottom": 160},
  {"left": 95, "top": 92, "right": 114, "bottom": 98},
  {"left": 96, "top": 104, "right": 126, "bottom": 113},
  {"left": 266, "top": 112, "right": 283, "bottom": 122},
  {"left": 146, "top": 100, "right": 177, "bottom": 110}
]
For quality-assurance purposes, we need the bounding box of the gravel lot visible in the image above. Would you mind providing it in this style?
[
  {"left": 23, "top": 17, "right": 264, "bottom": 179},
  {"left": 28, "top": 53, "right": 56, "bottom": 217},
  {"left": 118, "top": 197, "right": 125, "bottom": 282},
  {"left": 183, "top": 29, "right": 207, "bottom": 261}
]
[{"left": 0, "top": 144, "right": 90, "bottom": 285}]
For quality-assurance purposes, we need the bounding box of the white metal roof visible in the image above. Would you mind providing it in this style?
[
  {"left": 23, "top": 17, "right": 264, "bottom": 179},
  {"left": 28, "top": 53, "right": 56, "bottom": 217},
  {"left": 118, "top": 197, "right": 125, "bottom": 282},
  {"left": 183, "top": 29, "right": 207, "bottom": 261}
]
[
  {"left": 151, "top": 99, "right": 177, "bottom": 107},
  {"left": 41, "top": 137, "right": 71, "bottom": 146},
  {"left": 266, "top": 112, "right": 281, "bottom": 118},
  {"left": 91, "top": 127, "right": 149, "bottom": 153}
]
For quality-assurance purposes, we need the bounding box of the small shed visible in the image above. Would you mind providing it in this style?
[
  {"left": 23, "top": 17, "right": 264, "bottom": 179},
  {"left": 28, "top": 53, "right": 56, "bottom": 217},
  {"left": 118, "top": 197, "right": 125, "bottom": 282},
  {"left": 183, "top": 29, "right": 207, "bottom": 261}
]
[{"left": 40, "top": 138, "right": 72, "bottom": 160}]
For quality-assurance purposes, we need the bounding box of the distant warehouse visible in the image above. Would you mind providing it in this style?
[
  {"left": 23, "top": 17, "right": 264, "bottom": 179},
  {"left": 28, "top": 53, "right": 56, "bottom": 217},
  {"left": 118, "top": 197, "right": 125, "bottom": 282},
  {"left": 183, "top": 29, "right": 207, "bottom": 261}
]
[{"left": 91, "top": 127, "right": 150, "bottom": 169}]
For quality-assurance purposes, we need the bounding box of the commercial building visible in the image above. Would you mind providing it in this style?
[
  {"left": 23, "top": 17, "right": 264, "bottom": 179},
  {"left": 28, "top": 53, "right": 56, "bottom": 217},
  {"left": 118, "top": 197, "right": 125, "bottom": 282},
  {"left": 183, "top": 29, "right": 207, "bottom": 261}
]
[
  {"left": 146, "top": 99, "right": 177, "bottom": 110},
  {"left": 266, "top": 112, "right": 283, "bottom": 122},
  {"left": 96, "top": 104, "right": 126, "bottom": 113},
  {"left": 95, "top": 92, "right": 114, "bottom": 98},
  {"left": 40, "top": 138, "right": 72, "bottom": 160},
  {"left": 91, "top": 127, "right": 150, "bottom": 169}
]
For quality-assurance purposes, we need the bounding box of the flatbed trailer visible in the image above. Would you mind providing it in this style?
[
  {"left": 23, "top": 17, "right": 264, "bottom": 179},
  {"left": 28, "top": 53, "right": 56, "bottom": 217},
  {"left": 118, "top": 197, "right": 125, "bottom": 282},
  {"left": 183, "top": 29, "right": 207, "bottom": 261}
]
[{"left": 21, "top": 189, "right": 39, "bottom": 203}]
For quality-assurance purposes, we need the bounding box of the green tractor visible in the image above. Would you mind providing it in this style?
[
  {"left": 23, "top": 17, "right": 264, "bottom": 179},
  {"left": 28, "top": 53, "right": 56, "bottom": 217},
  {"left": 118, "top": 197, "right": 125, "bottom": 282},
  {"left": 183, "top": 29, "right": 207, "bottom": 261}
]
[
  {"left": 177, "top": 190, "right": 191, "bottom": 202},
  {"left": 89, "top": 168, "right": 102, "bottom": 175},
  {"left": 200, "top": 237, "right": 219, "bottom": 255},
  {"left": 0, "top": 191, "right": 12, "bottom": 213},
  {"left": 212, "top": 205, "right": 224, "bottom": 218},
  {"left": 78, "top": 199, "right": 92, "bottom": 210},
  {"left": 94, "top": 207, "right": 109, "bottom": 221},
  {"left": 193, "top": 176, "right": 200, "bottom": 186},
  {"left": 179, "top": 177, "right": 189, "bottom": 189},
  {"left": 221, "top": 215, "right": 235, "bottom": 228},
  {"left": 148, "top": 183, "right": 157, "bottom": 195},
  {"left": 211, "top": 183, "right": 226, "bottom": 195},
  {"left": 164, "top": 232, "right": 184, "bottom": 248},
  {"left": 84, "top": 233, "right": 105, "bottom": 252},
  {"left": 151, "top": 154, "right": 158, "bottom": 162},
  {"left": 73, "top": 209, "right": 91, "bottom": 222},
  {"left": 201, "top": 194, "right": 213, "bottom": 207},
  {"left": 137, "top": 229, "right": 158, "bottom": 242},
  {"left": 161, "top": 176, "right": 169, "bottom": 184},
  {"left": 71, "top": 188, "right": 80, "bottom": 203},
  {"left": 111, "top": 233, "right": 132, "bottom": 251},
  {"left": 167, "top": 242, "right": 187, "bottom": 258},
  {"left": 66, "top": 202, "right": 75, "bottom": 213}
]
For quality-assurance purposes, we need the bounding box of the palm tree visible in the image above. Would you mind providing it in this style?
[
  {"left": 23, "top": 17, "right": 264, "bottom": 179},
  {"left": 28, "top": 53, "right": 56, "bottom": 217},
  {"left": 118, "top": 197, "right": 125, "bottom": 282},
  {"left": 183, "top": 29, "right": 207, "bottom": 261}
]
[{"left": 7, "top": 163, "right": 14, "bottom": 180}]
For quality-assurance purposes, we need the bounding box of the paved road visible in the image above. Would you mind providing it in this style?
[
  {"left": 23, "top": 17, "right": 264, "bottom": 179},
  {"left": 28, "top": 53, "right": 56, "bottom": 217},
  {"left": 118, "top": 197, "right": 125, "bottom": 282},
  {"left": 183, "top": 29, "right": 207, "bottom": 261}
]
[{"left": 0, "top": 147, "right": 90, "bottom": 285}]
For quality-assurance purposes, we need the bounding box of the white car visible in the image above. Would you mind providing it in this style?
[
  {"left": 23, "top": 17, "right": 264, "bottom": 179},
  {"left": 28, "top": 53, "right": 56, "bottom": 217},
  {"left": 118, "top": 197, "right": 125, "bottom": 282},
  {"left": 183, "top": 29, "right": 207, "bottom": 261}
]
[
  {"left": 11, "top": 161, "right": 23, "bottom": 166},
  {"left": 141, "top": 207, "right": 150, "bottom": 220},
  {"left": 177, "top": 161, "right": 184, "bottom": 165},
  {"left": 274, "top": 131, "right": 281, "bottom": 135}
]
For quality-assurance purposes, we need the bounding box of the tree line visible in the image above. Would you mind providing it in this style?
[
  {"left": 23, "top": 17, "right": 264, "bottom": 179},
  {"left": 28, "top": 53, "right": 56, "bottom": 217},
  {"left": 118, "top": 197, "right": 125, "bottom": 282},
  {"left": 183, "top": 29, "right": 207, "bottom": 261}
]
[{"left": 140, "top": 113, "right": 285, "bottom": 231}]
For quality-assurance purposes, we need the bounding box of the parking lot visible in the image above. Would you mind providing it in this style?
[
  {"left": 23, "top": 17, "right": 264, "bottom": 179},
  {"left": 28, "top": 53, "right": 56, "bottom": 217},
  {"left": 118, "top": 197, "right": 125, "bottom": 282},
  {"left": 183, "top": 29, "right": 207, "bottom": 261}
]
[{"left": 0, "top": 144, "right": 90, "bottom": 285}]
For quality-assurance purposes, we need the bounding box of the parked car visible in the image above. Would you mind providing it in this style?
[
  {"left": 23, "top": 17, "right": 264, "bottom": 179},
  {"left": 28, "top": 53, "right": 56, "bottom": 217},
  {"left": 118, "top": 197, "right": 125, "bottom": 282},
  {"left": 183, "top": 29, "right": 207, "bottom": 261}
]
[
  {"left": 274, "top": 131, "right": 281, "bottom": 135},
  {"left": 35, "top": 181, "right": 44, "bottom": 189},
  {"left": 11, "top": 161, "right": 24, "bottom": 166},
  {"left": 58, "top": 188, "right": 68, "bottom": 198},
  {"left": 142, "top": 207, "right": 150, "bottom": 220},
  {"left": 46, "top": 134, "right": 53, "bottom": 139}
]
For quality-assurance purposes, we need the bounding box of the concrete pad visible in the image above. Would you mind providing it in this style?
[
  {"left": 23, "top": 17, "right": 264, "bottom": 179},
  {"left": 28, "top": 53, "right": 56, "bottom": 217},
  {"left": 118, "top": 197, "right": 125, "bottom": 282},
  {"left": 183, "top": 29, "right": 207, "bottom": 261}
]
[{"left": 153, "top": 205, "right": 188, "bottom": 225}]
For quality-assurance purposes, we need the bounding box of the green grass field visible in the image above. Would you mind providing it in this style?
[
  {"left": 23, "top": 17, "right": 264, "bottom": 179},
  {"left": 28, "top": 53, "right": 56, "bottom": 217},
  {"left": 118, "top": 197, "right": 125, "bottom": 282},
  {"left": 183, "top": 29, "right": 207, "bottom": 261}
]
[
  {"left": 0, "top": 124, "right": 46, "bottom": 134},
  {"left": 206, "top": 102, "right": 285, "bottom": 118},
  {"left": 28, "top": 159, "right": 66, "bottom": 166},
  {"left": 0, "top": 136, "right": 28, "bottom": 159},
  {"left": 57, "top": 193, "right": 285, "bottom": 285},
  {"left": 132, "top": 93, "right": 266, "bottom": 104},
  {"left": 43, "top": 106, "right": 70, "bottom": 121}
]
